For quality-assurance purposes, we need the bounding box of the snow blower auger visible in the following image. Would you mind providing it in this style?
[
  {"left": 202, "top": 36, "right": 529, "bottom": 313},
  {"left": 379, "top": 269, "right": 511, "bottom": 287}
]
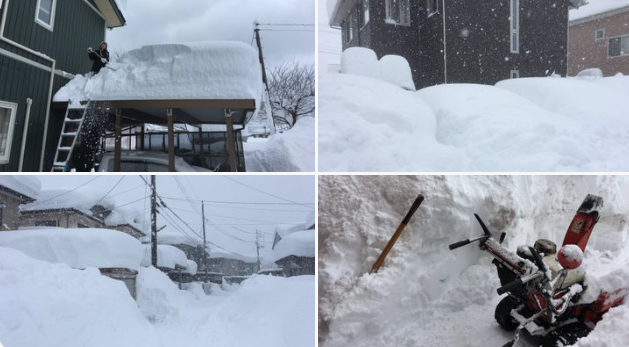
[{"left": 449, "top": 194, "right": 629, "bottom": 347}]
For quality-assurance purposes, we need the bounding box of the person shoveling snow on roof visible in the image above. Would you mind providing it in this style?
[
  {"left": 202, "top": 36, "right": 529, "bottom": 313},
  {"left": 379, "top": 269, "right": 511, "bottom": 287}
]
[{"left": 87, "top": 41, "right": 110, "bottom": 74}]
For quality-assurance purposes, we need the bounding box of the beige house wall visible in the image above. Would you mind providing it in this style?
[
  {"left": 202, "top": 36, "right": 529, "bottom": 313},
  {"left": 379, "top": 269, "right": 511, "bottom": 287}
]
[
  {"left": 0, "top": 191, "right": 25, "bottom": 231},
  {"left": 20, "top": 211, "right": 104, "bottom": 229},
  {"left": 569, "top": 11, "right": 629, "bottom": 76}
]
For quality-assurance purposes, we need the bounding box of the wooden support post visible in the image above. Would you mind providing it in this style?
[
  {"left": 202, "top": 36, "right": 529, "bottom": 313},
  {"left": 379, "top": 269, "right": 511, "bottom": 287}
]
[
  {"left": 167, "top": 108, "right": 175, "bottom": 172},
  {"left": 140, "top": 125, "right": 145, "bottom": 150},
  {"left": 198, "top": 126, "right": 206, "bottom": 169},
  {"left": 114, "top": 108, "right": 122, "bottom": 172},
  {"left": 224, "top": 109, "right": 238, "bottom": 172}
]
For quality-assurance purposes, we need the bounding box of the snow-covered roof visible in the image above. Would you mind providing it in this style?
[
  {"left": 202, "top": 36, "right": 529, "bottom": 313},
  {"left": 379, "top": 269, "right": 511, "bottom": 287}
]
[
  {"left": 54, "top": 42, "right": 262, "bottom": 104},
  {"left": 304, "top": 210, "right": 315, "bottom": 230},
  {"left": 569, "top": 0, "right": 629, "bottom": 21},
  {"left": 273, "top": 230, "right": 315, "bottom": 261},
  {"left": 141, "top": 244, "right": 189, "bottom": 270},
  {"left": 0, "top": 176, "right": 40, "bottom": 201},
  {"left": 275, "top": 224, "right": 303, "bottom": 239},
  {"left": 209, "top": 248, "right": 258, "bottom": 263},
  {"left": 21, "top": 188, "right": 116, "bottom": 213},
  {"left": 0, "top": 228, "right": 143, "bottom": 270}
]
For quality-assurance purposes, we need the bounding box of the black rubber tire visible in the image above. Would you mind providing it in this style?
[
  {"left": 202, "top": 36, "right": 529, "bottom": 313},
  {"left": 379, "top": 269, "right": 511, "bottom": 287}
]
[
  {"left": 539, "top": 322, "right": 591, "bottom": 347},
  {"left": 495, "top": 295, "right": 520, "bottom": 331}
]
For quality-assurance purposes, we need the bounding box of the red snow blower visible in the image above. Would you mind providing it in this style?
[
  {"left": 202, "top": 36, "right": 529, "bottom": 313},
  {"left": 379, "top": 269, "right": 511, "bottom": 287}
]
[{"left": 449, "top": 194, "right": 629, "bottom": 347}]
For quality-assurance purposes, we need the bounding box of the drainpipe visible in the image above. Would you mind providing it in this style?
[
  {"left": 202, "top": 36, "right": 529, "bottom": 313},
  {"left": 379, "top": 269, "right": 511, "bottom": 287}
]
[
  {"left": 442, "top": 0, "right": 447, "bottom": 84},
  {"left": 1, "top": 0, "right": 56, "bottom": 172},
  {"left": 18, "top": 98, "right": 33, "bottom": 171}
]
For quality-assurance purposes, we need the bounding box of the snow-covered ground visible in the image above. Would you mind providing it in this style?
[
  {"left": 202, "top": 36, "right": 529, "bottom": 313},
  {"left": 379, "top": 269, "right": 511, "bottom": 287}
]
[
  {"left": 318, "top": 175, "right": 629, "bottom": 347},
  {"left": 319, "top": 70, "right": 629, "bottom": 172},
  {"left": 0, "top": 246, "right": 314, "bottom": 347}
]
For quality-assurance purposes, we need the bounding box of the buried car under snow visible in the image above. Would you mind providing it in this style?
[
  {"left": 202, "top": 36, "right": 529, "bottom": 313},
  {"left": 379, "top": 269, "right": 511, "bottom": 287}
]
[{"left": 97, "top": 151, "right": 210, "bottom": 172}]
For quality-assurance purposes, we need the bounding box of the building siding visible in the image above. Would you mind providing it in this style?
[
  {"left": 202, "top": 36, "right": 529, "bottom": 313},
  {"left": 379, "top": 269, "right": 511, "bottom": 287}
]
[
  {"left": 569, "top": 10, "right": 629, "bottom": 76},
  {"left": 0, "top": 190, "right": 24, "bottom": 230},
  {"left": 0, "top": 0, "right": 108, "bottom": 171}
]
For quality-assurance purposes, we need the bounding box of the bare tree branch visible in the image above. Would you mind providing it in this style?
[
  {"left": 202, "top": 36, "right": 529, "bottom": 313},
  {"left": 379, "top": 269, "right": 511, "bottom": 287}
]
[{"left": 267, "top": 62, "right": 315, "bottom": 130}]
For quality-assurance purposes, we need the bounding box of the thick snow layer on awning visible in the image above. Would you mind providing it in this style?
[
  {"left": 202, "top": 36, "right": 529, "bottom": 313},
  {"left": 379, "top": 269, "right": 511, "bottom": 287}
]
[
  {"left": 570, "top": 0, "right": 629, "bottom": 21},
  {"left": 273, "top": 230, "right": 315, "bottom": 261},
  {"left": 54, "top": 41, "right": 262, "bottom": 104},
  {"left": 141, "top": 244, "right": 188, "bottom": 270},
  {"left": 21, "top": 188, "right": 116, "bottom": 213},
  {"left": 0, "top": 176, "right": 40, "bottom": 200},
  {"left": 0, "top": 228, "right": 143, "bottom": 270}
]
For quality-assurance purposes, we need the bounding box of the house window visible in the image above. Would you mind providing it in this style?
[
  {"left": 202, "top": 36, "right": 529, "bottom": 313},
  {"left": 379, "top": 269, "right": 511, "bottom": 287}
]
[
  {"left": 386, "top": 0, "right": 410, "bottom": 25},
  {"left": 510, "top": 0, "right": 519, "bottom": 53},
  {"left": 510, "top": 70, "right": 520, "bottom": 79},
  {"left": 36, "top": 220, "right": 58, "bottom": 227},
  {"left": 360, "top": 0, "right": 370, "bottom": 28},
  {"left": 343, "top": 14, "right": 353, "bottom": 43},
  {"left": 609, "top": 35, "right": 629, "bottom": 57},
  {"left": 0, "top": 203, "right": 5, "bottom": 228},
  {"left": 35, "top": 0, "right": 56, "bottom": 31},
  {"left": 595, "top": 29, "right": 605, "bottom": 41},
  {"left": 0, "top": 101, "right": 17, "bottom": 165},
  {"left": 78, "top": 223, "right": 88, "bottom": 228},
  {"left": 427, "top": 0, "right": 439, "bottom": 17}
]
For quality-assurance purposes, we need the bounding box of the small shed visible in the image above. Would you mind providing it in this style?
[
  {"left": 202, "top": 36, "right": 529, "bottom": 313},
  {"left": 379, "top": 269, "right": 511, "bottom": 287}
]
[{"left": 52, "top": 42, "right": 263, "bottom": 172}]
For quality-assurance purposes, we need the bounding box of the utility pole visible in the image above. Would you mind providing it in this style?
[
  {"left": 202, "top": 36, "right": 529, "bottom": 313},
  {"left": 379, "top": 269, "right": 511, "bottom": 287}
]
[
  {"left": 255, "top": 229, "right": 262, "bottom": 272},
  {"left": 254, "top": 21, "right": 276, "bottom": 135},
  {"left": 151, "top": 175, "right": 158, "bottom": 267},
  {"left": 201, "top": 200, "right": 208, "bottom": 271}
]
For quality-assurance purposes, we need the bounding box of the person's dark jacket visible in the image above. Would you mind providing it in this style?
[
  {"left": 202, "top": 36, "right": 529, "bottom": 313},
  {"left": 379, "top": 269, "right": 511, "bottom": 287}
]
[{"left": 89, "top": 49, "right": 110, "bottom": 74}]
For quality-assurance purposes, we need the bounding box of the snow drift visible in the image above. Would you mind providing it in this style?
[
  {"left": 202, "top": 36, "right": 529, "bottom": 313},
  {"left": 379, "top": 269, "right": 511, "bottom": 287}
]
[
  {"left": 318, "top": 175, "right": 629, "bottom": 347},
  {"left": 54, "top": 42, "right": 262, "bottom": 104}
]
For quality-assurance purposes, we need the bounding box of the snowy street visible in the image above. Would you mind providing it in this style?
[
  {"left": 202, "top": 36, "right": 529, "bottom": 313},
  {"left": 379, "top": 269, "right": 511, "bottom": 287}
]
[{"left": 318, "top": 176, "right": 629, "bottom": 347}]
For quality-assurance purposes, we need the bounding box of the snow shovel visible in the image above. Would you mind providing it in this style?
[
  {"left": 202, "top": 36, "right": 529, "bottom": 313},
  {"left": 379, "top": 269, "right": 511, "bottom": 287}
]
[
  {"left": 90, "top": 50, "right": 120, "bottom": 71},
  {"left": 370, "top": 194, "right": 424, "bottom": 274}
]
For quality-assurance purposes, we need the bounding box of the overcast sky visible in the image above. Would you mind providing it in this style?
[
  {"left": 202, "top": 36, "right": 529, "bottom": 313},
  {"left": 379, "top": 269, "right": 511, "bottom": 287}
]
[
  {"left": 319, "top": 0, "right": 341, "bottom": 71},
  {"left": 106, "top": 0, "right": 315, "bottom": 67},
  {"left": 34, "top": 175, "right": 315, "bottom": 264}
]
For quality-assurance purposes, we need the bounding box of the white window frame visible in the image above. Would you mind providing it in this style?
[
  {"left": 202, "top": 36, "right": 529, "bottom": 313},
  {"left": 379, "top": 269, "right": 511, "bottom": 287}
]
[
  {"left": 427, "top": 0, "right": 439, "bottom": 17},
  {"left": 360, "top": 0, "right": 370, "bottom": 28},
  {"left": 595, "top": 29, "right": 605, "bottom": 41},
  {"left": 510, "top": 70, "right": 520, "bottom": 79},
  {"left": 35, "top": 0, "right": 57, "bottom": 31},
  {"left": 510, "top": 0, "right": 519, "bottom": 54},
  {"left": 385, "top": 0, "right": 410, "bottom": 26},
  {"left": 344, "top": 14, "right": 354, "bottom": 43},
  {"left": 0, "top": 0, "right": 4, "bottom": 10},
  {"left": 0, "top": 101, "right": 18, "bottom": 165},
  {"left": 608, "top": 34, "right": 629, "bottom": 58}
]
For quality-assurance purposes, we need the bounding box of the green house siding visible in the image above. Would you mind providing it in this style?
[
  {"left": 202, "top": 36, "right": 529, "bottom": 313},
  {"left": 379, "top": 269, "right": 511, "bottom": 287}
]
[{"left": 0, "top": 0, "right": 111, "bottom": 171}]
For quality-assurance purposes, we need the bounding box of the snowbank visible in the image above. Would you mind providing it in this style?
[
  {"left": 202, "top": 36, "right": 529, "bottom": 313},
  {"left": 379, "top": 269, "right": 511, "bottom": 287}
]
[
  {"left": 54, "top": 42, "right": 262, "bottom": 104},
  {"left": 318, "top": 175, "right": 629, "bottom": 347},
  {"left": 341, "top": 47, "right": 415, "bottom": 90},
  {"left": 273, "top": 230, "right": 315, "bottom": 261},
  {"left": 21, "top": 187, "right": 116, "bottom": 213},
  {"left": 0, "top": 176, "right": 40, "bottom": 199},
  {"left": 0, "top": 247, "right": 160, "bottom": 347},
  {"left": 569, "top": 0, "right": 629, "bottom": 20},
  {"left": 141, "top": 244, "right": 189, "bottom": 270},
  {"left": 0, "top": 228, "right": 143, "bottom": 270},
  {"left": 245, "top": 117, "right": 315, "bottom": 172},
  {"left": 319, "top": 73, "right": 629, "bottom": 171},
  {"left": 318, "top": 73, "right": 466, "bottom": 172}
]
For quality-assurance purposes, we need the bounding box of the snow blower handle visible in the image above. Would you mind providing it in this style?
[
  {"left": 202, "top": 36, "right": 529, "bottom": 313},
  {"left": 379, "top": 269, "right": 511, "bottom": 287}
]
[
  {"left": 497, "top": 272, "right": 543, "bottom": 295},
  {"left": 370, "top": 194, "right": 424, "bottom": 274},
  {"left": 448, "top": 234, "right": 489, "bottom": 250}
]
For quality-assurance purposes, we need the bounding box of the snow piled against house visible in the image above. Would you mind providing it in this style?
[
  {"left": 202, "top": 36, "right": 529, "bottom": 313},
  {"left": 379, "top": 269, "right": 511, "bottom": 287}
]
[
  {"left": 53, "top": 42, "right": 262, "bottom": 104},
  {"left": 245, "top": 117, "right": 315, "bottom": 172},
  {"left": 319, "top": 49, "right": 629, "bottom": 171},
  {"left": 273, "top": 230, "right": 315, "bottom": 261},
  {"left": 341, "top": 47, "right": 415, "bottom": 90},
  {"left": 0, "top": 247, "right": 160, "bottom": 347},
  {"left": 141, "top": 244, "right": 189, "bottom": 270},
  {"left": 318, "top": 175, "right": 629, "bottom": 347},
  {"left": 0, "top": 228, "right": 143, "bottom": 270}
]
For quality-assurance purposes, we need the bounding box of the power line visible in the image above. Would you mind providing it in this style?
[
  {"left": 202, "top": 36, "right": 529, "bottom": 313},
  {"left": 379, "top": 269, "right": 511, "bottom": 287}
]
[
  {"left": 160, "top": 195, "right": 314, "bottom": 206},
  {"left": 26, "top": 176, "right": 102, "bottom": 208},
  {"left": 259, "top": 29, "right": 315, "bottom": 32},
  {"left": 92, "top": 176, "right": 126, "bottom": 207},
  {"left": 221, "top": 176, "right": 313, "bottom": 209},
  {"left": 259, "top": 23, "right": 315, "bottom": 26}
]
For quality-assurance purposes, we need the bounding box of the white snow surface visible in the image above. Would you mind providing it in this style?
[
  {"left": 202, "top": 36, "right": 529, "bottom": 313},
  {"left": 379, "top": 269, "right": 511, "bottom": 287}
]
[
  {"left": 341, "top": 47, "right": 415, "bottom": 90},
  {"left": 273, "top": 230, "right": 315, "bottom": 261},
  {"left": 319, "top": 73, "right": 629, "bottom": 171},
  {"left": 0, "top": 228, "right": 143, "bottom": 270},
  {"left": 141, "top": 244, "right": 189, "bottom": 270},
  {"left": 570, "top": 0, "right": 629, "bottom": 21},
  {"left": 245, "top": 117, "right": 315, "bottom": 172},
  {"left": 0, "top": 247, "right": 160, "bottom": 347},
  {"left": 0, "top": 176, "right": 40, "bottom": 199},
  {"left": 53, "top": 42, "right": 262, "bottom": 104},
  {"left": 137, "top": 267, "right": 315, "bottom": 347},
  {"left": 21, "top": 187, "right": 117, "bottom": 212},
  {"left": 319, "top": 175, "right": 629, "bottom": 347}
]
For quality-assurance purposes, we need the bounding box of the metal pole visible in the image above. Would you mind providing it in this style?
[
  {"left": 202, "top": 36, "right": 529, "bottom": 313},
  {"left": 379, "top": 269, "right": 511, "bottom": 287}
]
[
  {"left": 255, "top": 229, "right": 261, "bottom": 273},
  {"left": 151, "top": 175, "right": 158, "bottom": 267}
]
